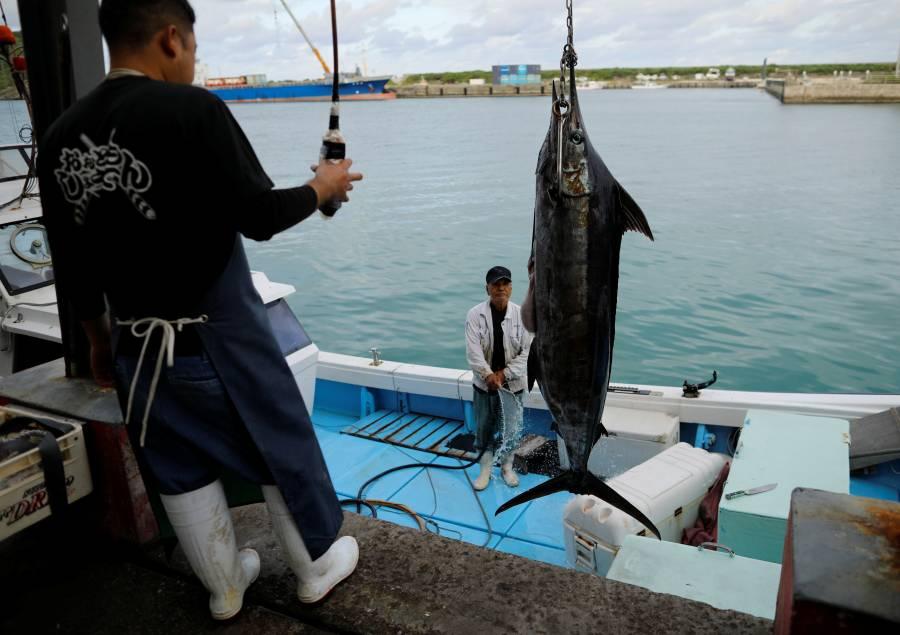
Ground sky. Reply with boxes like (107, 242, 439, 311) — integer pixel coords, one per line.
(5, 1, 900, 80)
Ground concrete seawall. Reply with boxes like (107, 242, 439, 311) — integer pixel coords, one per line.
(394, 83, 548, 98)
(765, 78, 900, 103)
(393, 80, 757, 98)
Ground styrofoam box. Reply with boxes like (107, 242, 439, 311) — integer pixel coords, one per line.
(608, 535, 782, 620)
(564, 442, 726, 576)
(0, 407, 93, 541)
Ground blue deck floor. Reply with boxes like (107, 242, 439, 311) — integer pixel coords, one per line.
(313, 408, 571, 569)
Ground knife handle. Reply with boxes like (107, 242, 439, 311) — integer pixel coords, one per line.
(724, 490, 745, 500)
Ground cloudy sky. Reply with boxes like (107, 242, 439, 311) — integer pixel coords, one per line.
(7, 1, 900, 80)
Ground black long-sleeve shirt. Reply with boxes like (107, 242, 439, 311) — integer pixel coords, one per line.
(37, 75, 318, 321)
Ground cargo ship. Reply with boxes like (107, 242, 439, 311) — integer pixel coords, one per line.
(204, 73, 394, 103)
(202, 0, 394, 103)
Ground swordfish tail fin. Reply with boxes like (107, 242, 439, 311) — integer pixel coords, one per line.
(615, 180, 654, 241)
(495, 472, 578, 515)
(582, 471, 661, 539)
(495, 470, 662, 540)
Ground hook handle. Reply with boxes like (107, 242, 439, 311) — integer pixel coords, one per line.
(698, 542, 735, 557)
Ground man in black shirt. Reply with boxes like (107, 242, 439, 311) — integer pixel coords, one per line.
(38, 0, 361, 620)
(464, 266, 533, 491)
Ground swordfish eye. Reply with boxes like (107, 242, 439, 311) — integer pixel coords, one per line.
(569, 130, 584, 144)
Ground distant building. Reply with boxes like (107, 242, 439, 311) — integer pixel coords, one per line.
(492, 64, 541, 85)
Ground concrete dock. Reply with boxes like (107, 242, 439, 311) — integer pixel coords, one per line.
(765, 78, 900, 103)
(1, 505, 773, 634)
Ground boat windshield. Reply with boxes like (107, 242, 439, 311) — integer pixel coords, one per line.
(0, 219, 53, 295)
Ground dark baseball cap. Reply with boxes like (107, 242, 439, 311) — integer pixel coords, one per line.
(486, 266, 512, 284)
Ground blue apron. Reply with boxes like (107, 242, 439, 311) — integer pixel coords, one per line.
(114, 235, 342, 560)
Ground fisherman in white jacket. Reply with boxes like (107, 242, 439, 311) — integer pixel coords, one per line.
(465, 266, 533, 490)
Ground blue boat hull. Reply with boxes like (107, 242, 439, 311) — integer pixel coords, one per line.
(208, 78, 393, 102)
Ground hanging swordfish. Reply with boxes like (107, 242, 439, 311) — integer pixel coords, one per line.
(496, 69, 661, 540)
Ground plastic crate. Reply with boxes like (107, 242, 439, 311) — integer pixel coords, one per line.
(0, 406, 93, 541)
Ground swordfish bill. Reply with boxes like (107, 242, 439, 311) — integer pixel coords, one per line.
(496, 68, 660, 540)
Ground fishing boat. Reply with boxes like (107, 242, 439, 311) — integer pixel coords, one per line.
(2, 1, 898, 625)
(2, 142, 898, 619)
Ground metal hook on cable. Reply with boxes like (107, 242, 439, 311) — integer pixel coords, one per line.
(553, 0, 577, 189)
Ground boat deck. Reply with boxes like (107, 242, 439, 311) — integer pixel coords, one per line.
(313, 407, 571, 568)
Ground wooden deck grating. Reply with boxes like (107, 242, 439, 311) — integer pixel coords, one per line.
(342, 409, 476, 459)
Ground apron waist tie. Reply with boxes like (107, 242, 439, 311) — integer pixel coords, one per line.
(116, 315, 209, 447)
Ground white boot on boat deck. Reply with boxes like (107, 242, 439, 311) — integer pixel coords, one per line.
(501, 455, 519, 487)
(262, 486, 358, 603)
(473, 451, 494, 491)
(160, 480, 260, 620)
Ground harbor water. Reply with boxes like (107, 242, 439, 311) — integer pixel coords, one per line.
(9, 89, 900, 393)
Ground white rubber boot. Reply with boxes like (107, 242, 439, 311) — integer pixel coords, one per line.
(473, 451, 494, 491)
(501, 454, 519, 487)
(160, 480, 260, 620)
(262, 486, 359, 603)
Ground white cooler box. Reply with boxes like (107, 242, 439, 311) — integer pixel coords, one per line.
(558, 407, 680, 477)
(588, 406, 680, 477)
(0, 406, 93, 541)
(564, 442, 727, 576)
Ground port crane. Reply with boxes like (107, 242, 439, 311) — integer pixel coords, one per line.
(278, 0, 332, 76)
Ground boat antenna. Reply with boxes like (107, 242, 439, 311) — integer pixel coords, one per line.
(317, 0, 345, 218)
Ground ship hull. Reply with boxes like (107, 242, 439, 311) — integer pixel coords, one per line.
(208, 77, 394, 103)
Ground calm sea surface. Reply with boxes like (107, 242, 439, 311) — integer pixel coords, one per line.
(11, 89, 900, 393)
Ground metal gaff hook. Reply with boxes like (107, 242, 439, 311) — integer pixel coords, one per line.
(553, 80, 569, 190)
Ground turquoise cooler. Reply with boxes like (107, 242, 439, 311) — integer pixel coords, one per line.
(607, 535, 782, 619)
(718, 410, 849, 563)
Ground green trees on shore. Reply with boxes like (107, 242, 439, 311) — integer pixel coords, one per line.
(398, 62, 896, 85)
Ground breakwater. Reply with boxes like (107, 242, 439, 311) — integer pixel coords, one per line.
(393, 80, 757, 98)
(394, 83, 548, 98)
(765, 78, 900, 103)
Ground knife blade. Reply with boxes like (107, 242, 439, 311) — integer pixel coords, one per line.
(725, 483, 777, 500)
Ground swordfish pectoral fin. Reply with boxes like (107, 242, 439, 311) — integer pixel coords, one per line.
(615, 180, 654, 241)
(582, 471, 662, 539)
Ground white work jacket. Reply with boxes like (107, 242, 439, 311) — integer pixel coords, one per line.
(465, 300, 533, 393)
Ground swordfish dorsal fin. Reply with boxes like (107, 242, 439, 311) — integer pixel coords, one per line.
(616, 180, 654, 241)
